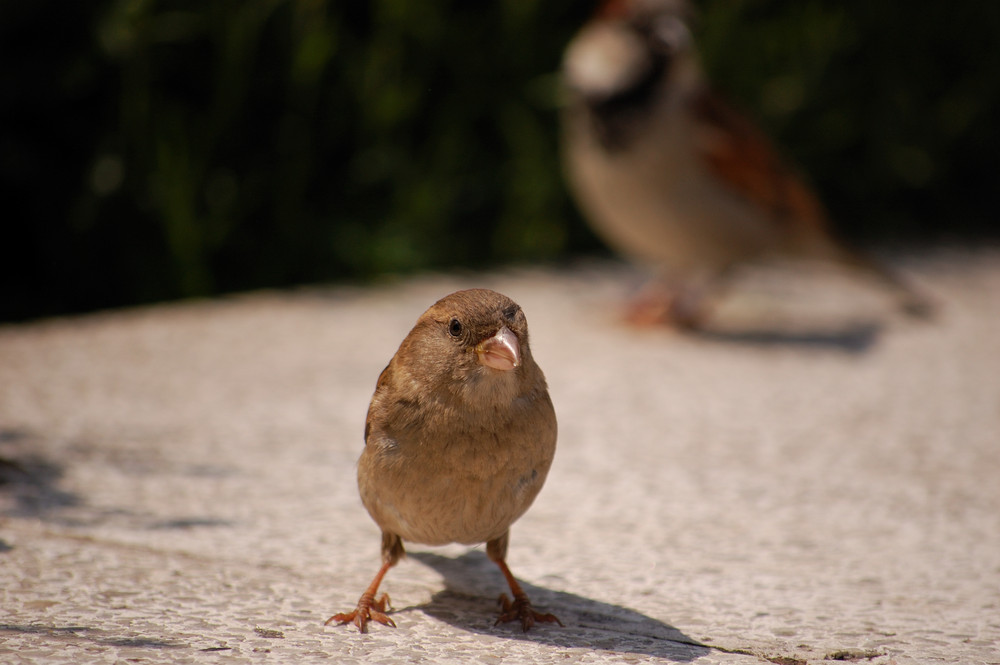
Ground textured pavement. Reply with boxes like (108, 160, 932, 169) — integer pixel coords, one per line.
(1, 248, 998, 664)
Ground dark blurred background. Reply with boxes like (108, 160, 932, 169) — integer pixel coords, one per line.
(2, 1, 997, 322)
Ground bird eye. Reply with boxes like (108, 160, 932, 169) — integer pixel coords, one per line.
(449, 318, 463, 337)
(652, 15, 690, 53)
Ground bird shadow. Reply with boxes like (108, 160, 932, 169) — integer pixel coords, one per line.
(686, 320, 883, 354)
(0, 623, 184, 649)
(0, 429, 81, 519)
(0, 428, 235, 532)
(407, 551, 710, 662)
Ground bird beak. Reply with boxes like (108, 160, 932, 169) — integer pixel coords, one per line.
(475, 326, 521, 371)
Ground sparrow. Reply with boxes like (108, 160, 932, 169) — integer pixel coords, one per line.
(561, 0, 933, 327)
(326, 289, 561, 633)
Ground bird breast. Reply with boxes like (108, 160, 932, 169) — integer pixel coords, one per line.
(358, 394, 556, 547)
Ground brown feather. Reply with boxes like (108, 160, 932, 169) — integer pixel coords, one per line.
(690, 89, 830, 240)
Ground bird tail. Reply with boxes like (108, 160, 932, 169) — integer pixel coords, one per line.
(827, 243, 936, 320)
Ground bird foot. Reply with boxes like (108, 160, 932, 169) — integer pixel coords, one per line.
(325, 592, 395, 633)
(625, 288, 708, 330)
(495, 593, 563, 632)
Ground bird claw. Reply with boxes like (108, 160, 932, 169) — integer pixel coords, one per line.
(495, 593, 563, 632)
(325, 592, 395, 633)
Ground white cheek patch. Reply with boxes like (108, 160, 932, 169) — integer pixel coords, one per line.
(564, 24, 652, 98)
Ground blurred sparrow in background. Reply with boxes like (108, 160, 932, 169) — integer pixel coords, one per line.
(561, 0, 933, 327)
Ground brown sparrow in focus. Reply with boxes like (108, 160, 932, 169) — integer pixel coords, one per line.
(561, 0, 933, 327)
(326, 289, 561, 633)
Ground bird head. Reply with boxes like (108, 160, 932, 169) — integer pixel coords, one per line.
(398, 289, 539, 409)
(562, 0, 699, 148)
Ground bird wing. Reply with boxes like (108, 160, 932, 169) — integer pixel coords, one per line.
(364, 363, 393, 445)
(689, 88, 830, 236)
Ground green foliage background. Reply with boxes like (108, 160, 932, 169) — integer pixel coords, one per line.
(2, 1, 997, 321)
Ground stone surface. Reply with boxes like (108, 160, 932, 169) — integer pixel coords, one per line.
(1, 249, 998, 664)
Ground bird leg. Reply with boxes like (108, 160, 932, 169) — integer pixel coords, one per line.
(326, 532, 404, 633)
(487, 535, 562, 632)
(325, 560, 395, 632)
